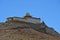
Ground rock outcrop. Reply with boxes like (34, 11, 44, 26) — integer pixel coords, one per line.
(0, 21, 60, 40)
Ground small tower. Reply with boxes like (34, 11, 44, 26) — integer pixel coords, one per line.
(6, 17, 13, 22)
(24, 13, 32, 18)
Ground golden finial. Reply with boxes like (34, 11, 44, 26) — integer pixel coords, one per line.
(26, 12, 31, 16)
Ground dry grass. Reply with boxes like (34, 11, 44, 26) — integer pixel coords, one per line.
(0, 28, 59, 40)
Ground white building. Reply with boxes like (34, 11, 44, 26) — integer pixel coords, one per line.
(7, 13, 41, 24)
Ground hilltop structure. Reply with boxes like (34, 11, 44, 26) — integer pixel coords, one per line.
(6, 13, 40, 24)
(0, 13, 60, 40)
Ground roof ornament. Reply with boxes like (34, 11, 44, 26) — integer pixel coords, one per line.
(25, 12, 31, 16)
(24, 12, 32, 18)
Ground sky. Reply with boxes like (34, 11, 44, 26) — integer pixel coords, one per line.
(0, 0, 60, 33)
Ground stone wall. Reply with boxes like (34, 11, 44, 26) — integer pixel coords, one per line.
(7, 18, 40, 24)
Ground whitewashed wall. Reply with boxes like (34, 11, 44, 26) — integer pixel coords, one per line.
(25, 18, 40, 24)
(8, 18, 40, 24)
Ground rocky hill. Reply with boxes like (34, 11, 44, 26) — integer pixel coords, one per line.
(0, 28, 59, 40)
(0, 21, 60, 40)
(0, 13, 60, 40)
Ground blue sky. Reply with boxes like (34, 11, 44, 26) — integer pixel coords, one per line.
(0, 0, 60, 33)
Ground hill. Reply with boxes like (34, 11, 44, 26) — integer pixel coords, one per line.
(0, 13, 60, 40)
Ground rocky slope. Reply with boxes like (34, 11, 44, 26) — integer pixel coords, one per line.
(0, 21, 60, 40)
(0, 28, 59, 40)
